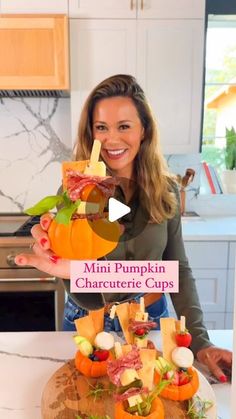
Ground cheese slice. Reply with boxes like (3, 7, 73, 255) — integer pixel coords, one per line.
(88, 307, 105, 335)
(74, 315, 96, 343)
(116, 303, 132, 344)
(160, 317, 177, 364)
(138, 349, 156, 390)
(62, 160, 89, 190)
(129, 302, 140, 320)
(84, 161, 106, 177)
(122, 344, 133, 355)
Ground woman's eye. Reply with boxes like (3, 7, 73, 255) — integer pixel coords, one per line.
(119, 124, 130, 130)
(94, 125, 106, 131)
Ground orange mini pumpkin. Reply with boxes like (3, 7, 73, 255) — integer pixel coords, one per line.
(115, 397, 164, 419)
(48, 217, 120, 259)
(75, 350, 113, 378)
(154, 367, 199, 401)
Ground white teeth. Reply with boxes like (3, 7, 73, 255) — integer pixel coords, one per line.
(107, 149, 125, 156)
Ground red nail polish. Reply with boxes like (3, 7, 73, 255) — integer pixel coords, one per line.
(49, 255, 60, 264)
(40, 238, 47, 246)
(219, 375, 227, 383)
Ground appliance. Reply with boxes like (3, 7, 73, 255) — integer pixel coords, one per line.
(0, 214, 65, 331)
(0, 14, 69, 97)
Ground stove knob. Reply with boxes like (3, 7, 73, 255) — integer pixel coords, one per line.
(6, 253, 17, 267)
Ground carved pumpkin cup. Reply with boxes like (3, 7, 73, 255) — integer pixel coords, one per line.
(24, 139, 121, 260)
(73, 307, 114, 378)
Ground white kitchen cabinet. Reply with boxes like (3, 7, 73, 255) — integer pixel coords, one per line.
(138, 0, 205, 19)
(68, 0, 205, 19)
(192, 269, 227, 313)
(184, 241, 228, 269)
(69, 0, 136, 18)
(0, 0, 68, 14)
(229, 242, 236, 269)
(202, 313, 225, 331)
(70, 7, 205, 153)
(137, 19, 205, 154)
(70, 19, 136, 143)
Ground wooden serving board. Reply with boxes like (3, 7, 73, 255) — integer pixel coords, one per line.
(41, 359, 115, 419)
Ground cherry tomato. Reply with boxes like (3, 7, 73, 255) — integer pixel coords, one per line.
(178, 371, 190, 386)
(175, 332, 192, 348)
(80, 184, 104, 203)
(135, 328, 148, 336)
(93, 349, 109, 361)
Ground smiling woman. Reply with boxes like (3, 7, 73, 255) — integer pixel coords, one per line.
(93, 96, 144, 179)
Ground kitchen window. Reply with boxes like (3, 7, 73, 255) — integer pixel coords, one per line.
(201, 1, 236, 175)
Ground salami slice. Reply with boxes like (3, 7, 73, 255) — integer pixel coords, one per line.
(128, 319, 157, 333)
(66, 170, 118, 202)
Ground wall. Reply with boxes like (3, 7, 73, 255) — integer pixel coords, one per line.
(0, 97, 72, 212)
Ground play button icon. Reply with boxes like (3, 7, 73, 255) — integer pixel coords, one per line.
(108, 198, 131, 222)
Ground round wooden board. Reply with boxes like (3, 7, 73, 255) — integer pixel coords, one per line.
(41, 359, 115, 419)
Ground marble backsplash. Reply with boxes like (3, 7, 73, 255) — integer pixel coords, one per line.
(0, 97, 72, 212)
(0, 97, 201, 213)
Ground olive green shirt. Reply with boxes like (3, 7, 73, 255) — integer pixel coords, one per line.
(63, 186, 212, 355)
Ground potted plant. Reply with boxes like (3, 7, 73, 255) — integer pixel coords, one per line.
(221, 127, 236, 194)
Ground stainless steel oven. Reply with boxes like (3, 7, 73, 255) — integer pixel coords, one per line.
(0, 215, 65, 331)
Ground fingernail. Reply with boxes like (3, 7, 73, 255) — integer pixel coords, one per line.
(41, 219, 48, 228)
(16, 257, 24, 264)
(40, 238, 47, 246)
(49, 255, 60, 264)
(219, 375, 227, 383)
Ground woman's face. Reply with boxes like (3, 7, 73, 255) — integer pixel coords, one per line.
(92, 96, 144, 179)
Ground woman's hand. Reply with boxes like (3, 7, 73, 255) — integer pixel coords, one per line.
(14, 214, 70, 279)
(197, 346, 232, 382)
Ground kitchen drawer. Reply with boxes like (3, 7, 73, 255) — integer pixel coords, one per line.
(184, 242, 228, 269)
(226, 269, 235, 312)
(229, 242, 236, 269)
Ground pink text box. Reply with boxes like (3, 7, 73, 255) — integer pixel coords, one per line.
(70, 260, 179, 293)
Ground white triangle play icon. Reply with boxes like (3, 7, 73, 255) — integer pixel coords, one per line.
(108, 197, 131, 222)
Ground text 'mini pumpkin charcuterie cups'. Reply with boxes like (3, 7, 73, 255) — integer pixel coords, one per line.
(24, 139, 121, 260)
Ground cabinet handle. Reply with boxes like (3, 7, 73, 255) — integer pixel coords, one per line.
(141, 0, 144, 10)
(130, 0, 134, 10)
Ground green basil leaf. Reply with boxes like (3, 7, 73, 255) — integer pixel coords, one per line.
(62, 191, 72, 207)
(55, 204, 76, 224)
(55, 199, 81, 224)
(24, 195, 64, 215)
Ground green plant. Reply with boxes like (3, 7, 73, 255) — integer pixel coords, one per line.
(225, 127, 236, 170)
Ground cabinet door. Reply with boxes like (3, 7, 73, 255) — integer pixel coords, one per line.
(202, 313, 225, 330)
(69, 0, 136, 18)
(184, 242, 228, 269)
(137, 0, 205, 19)
(70, 19, 136, 142)
(137, 19, 204, 154)
(0, 16, 69, 90)
(192, 269, 227, 313)
(226, 269, 235, 313)
(229, 242, 236, 269)
(0, 0, 68, 13)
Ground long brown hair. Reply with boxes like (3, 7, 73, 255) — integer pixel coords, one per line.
(75, 74, 177, 223)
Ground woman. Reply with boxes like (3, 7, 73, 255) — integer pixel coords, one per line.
(15, 74, 231, 382)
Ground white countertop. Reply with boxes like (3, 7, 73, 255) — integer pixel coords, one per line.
(0, 330, 232, 419)
(182, 216, 236, 241)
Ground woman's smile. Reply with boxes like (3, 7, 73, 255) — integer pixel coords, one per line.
(103, 148, 128, 159)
